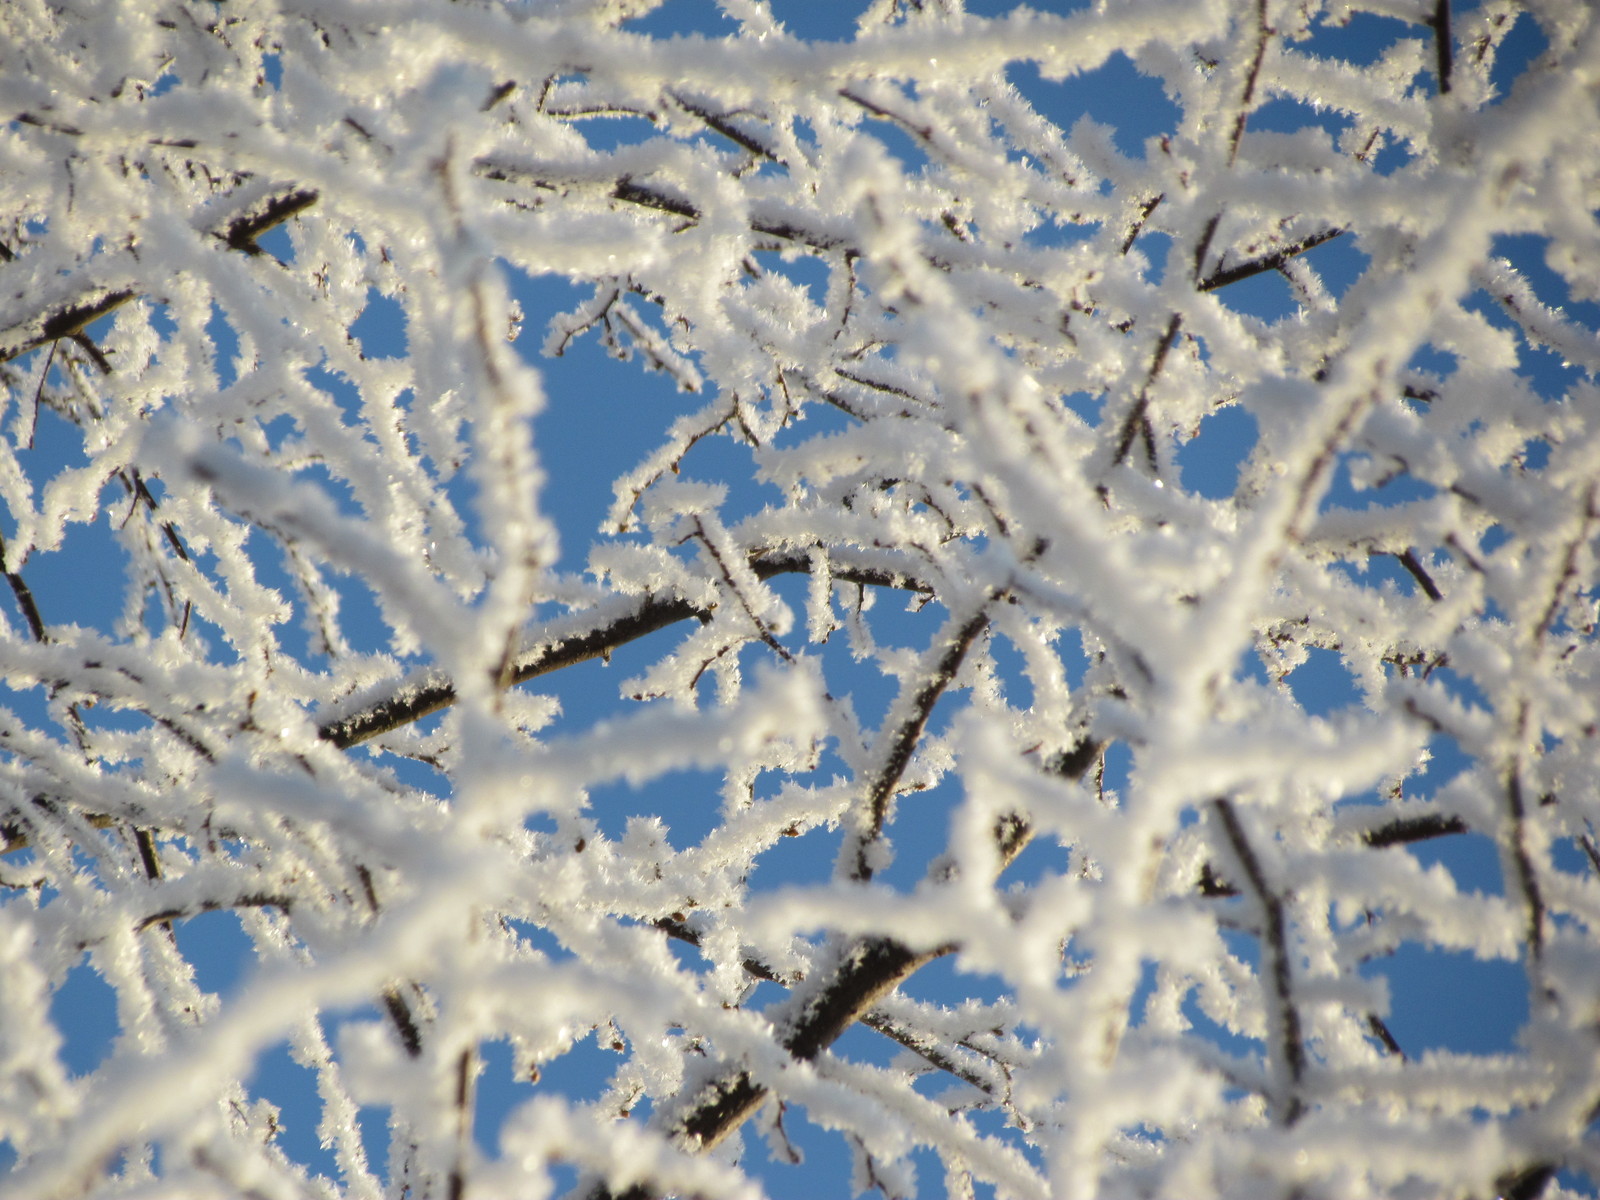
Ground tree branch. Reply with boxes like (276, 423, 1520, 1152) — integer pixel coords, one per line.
(851, 607, 990, 879)
(222, 188, 319, 256)
(316, 551, 933, 748)
(1111, 313, 1182, 469)
(1198, 227, 1346, 293)
(1360, 810, 1467, 848)
(1212, 797, 1306, 1125)
(0, 288, 137, 366)
(1427, 0, 1454, 95)
(0, 188, 319, 366)
(1198, 807, 1470, 895)
(590, 758, 1060, 1200)
(668, 92, 785, 164)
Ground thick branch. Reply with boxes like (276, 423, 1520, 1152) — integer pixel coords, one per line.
(594, 762, 1061, 1200)
(1427, 0, 1454, 95)
(222, 188, 319, 256)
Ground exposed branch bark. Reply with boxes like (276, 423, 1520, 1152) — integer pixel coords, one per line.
(663, 897, 1030, 1106)
(592, 752, 1065, 1200)
(1360, 810, 1467, 848)
(1228, 0, 1273, 168)
(1505, 761, 1546, 962)
(0, 288, 137, 366)
(1198, 227, 1346, 292)
(133, 891, 293, 932)
(1120, 193, 1163, 255)
(1111, 313, 1182, 469)
(1213, 797, 1306, 1125)
(1495, 1163, 1554, 1200)
(1366, 1012, 1406, 1059)
(851, 607, 990, 879)
(0, 188, 319, 366)
(1, 558, 47, 643)
(668, 92, 786, 164)
(222, 188, 319, 256)
(316, 551, 934, 748)
(1393, 548, 1444, 601)
(1427, 0, 1454, 95)
(3, 552, 938, 856)
(1198, 807, 1470, 895)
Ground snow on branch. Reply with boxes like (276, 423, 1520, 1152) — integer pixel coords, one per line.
(2, 2, 1598, 1199)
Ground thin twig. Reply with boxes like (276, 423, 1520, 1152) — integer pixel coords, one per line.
(133, 891, 294, 932)
(1120, 194, 1163, 255)
(316, 551, 935, 748)
(1213, 797, 1306, 1125)
(1366, 1012, 1406, 1059)
(1393, 548, 1444, 602)
(670, 91, 785, 164)
(1, 187, 319, 367)
(851, 608, 990, 880)
(1505, 759, 1545, 962)
(1360, 811, 1467, 848)
(592, 753, 1058, 1200)
(1199, 228, 1346, 292)
(0, 546, 47, 644)
(222, 189, 319, 256)
(1228, 0, 1272, 167)
(1112, 314, 1182, 468)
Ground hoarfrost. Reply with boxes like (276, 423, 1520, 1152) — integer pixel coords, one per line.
(1, 1, 1598, 1198)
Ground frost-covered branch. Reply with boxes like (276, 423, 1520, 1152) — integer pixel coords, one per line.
(0, 187, 318, 365)
(3, 2, 1598, 1198)
(1212, 797, 1307, 1125)
(317, 549, 934, 748)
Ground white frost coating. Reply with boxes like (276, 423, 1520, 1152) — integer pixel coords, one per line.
(1, 1, 1598, 1198)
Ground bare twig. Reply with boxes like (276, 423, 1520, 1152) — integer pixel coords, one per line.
(1393, 548, 1444, 602)
(596, 759, 1060, 1200)
(1120, 193, 1163, 255)
(316, 551, 935, 748)
(1366, 1012, 1406, 1060)
(1212, 798, 1306, 1124)
(1199, 227, 1346, 292)
(133, 891, 294, 932)
(1427, 0, 1454, 95)
(670, 91, 785, 164)
(852, 608, 990, 880)
(1112, 314, 1182, 469)
(1228, 0, 1272, 167)
(1505, 759, 1546, 961)
(0, 187, 319, 367)
(0, 533, 47, 643)
(222, 189, 318, 256)
(1360, 811, 1467, 848)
